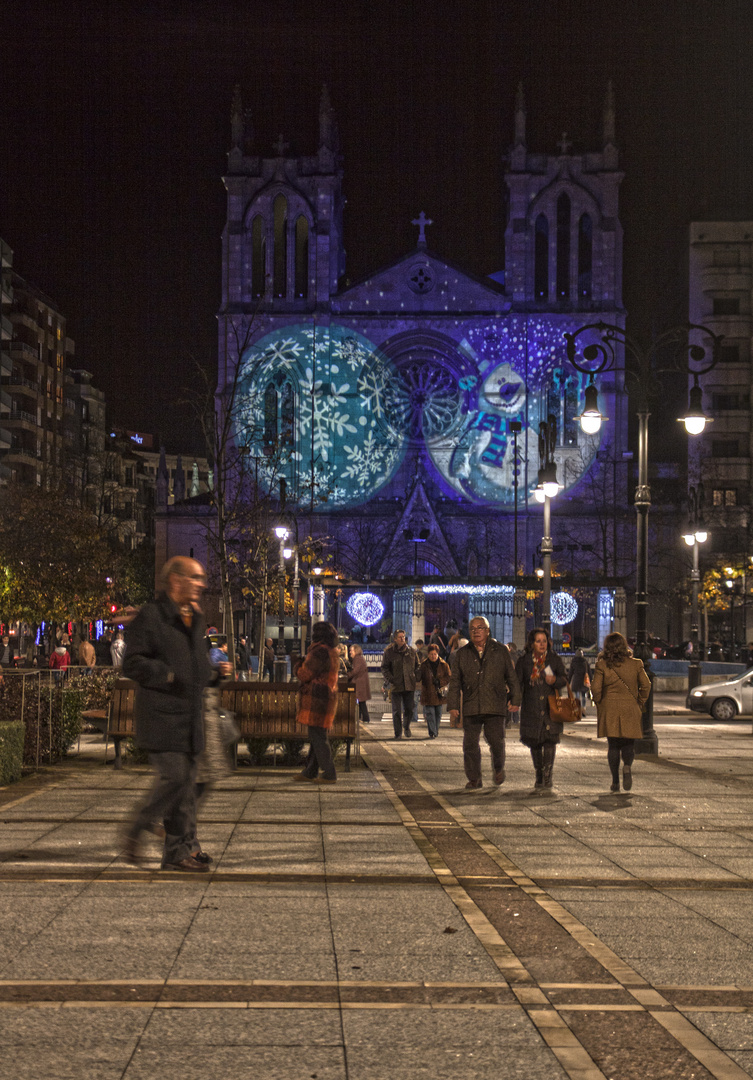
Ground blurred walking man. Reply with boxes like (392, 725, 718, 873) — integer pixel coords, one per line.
(123, 556, 227, 871)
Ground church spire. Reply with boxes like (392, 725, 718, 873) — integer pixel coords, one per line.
(514, 81, 526, 147)
(603, 80, 616, 147)
(319, 83, 339, 151)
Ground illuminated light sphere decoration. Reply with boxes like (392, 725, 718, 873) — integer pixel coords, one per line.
(346, 592, 385, 627)
(550, 592, 579, 627)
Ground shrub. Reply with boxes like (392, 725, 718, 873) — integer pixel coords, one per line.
(0, 721, 24, 785)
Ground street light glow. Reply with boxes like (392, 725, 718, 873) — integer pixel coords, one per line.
(274, 525, 289, 539)
(679, 382, 711, 435)
(576, 380, 607, 434)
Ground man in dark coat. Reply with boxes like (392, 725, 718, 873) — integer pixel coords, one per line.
(447, 616, 521, 789)
(381, 629, 419, 739)
(123, 556, 227, 872)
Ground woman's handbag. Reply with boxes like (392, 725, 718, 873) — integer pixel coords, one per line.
(548, 681, 582, 723)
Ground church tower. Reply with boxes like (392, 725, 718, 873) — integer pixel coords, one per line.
(219, 86, 346, 377)
(504, 83, 624, 315)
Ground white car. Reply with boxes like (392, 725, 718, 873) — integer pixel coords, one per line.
(686, 669, 753, 721)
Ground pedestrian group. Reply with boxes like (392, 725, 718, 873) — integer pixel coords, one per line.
(120, 557, 650, 872)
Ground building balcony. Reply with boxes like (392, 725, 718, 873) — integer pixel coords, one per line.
(6, 411, 37, 432)
(1, 375, 38, 399)
(1, 340, 39, 363)
(5, 447, 39, 467)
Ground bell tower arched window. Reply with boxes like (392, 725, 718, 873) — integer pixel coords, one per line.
(534, 214, 549, 300)
(251, 215, 265, 299)
(280, 382, 295, 448)
(578, 213, 593, 301)
(273, 194, 288, 298)
(264, 384, 278, 455)
(294, 216, 309, 299)
(556, 192, 571, 301)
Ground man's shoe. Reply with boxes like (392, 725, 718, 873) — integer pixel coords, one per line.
(493, 769, 506, 786)
(393, 735, 402, 740)
(404, 728, 412, 738)
(610, 782, 620, 792)
(294, 772, 317, 782)
(465, 780, 482, 790)
(319, 777, 337, 784)
(163, 858, 209, 873)
(622, 766, 633, 791)
(123, 835, 145, 865)
(192, 851, 213, 864)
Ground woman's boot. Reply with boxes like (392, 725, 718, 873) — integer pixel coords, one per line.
(531, 746, 544, 790)
(541, 743, 556, 792)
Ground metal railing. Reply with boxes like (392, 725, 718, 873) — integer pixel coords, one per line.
(0, 665, 119, 769)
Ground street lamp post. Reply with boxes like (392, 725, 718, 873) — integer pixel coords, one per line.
(533, 417, 561, 634)
(274, 525, 289, 682)
(682, 485, 708, 691)
(565, 321, 723, 754)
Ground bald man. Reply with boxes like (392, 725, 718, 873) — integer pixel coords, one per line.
(123, 556, 224, 872)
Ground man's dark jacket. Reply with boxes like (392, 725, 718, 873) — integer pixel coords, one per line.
(447, 638, 522, 717)
(123, 594, 214, 754)
(381, 642, 419, 692)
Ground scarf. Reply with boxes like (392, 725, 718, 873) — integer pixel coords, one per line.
(530, 652, 546, 685)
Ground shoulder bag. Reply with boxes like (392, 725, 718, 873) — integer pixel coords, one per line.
(548, 680, 583, 723)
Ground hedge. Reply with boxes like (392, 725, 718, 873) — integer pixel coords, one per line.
(0, 721, 24, 785)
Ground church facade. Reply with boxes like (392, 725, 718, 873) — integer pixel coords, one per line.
(210, 85, 632, 644)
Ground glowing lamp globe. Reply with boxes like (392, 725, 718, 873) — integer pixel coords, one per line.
(550, 592, 579, 627)
(345, 592, 385, 627)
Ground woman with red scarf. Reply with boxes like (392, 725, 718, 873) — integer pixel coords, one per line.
(515, 627, 567, 793)
(293, 621, 340, 784)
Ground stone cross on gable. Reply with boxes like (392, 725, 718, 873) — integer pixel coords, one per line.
(557, 132, 572, 155)
(411, 211, 433, 247)
(273, 134, 289, 157)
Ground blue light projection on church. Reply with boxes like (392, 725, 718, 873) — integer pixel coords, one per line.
(236, 316, 601, 509)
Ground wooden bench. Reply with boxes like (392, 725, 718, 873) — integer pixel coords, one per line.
(87, 678, 359, 770)
(221, 680, 359, 770)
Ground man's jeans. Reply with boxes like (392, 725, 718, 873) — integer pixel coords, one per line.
(462, 715, 506, 784)
(391, 690, 414, 737)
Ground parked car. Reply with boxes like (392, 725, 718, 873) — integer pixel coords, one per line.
(686, 669, 753, 721)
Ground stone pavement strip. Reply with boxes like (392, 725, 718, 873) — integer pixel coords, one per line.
(3, 714, 753, 1077)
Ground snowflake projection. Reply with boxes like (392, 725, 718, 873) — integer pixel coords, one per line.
(551, 592, 579, 627)
(235, 324, 405, 508)
(346, 592, 385, 627)
(342, 430, 402, 488)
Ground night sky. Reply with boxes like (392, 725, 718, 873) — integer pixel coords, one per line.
(1, 0, 752, 451)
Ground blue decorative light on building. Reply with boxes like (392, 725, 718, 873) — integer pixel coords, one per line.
(346, 592, 385, 627)
(550, 592, 579, 626)
(236, 324, 405, 509)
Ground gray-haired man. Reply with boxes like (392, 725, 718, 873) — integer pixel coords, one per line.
(448, 616, 521, 789)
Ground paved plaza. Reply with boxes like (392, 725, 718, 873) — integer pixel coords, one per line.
(3, 703, 753, 1078)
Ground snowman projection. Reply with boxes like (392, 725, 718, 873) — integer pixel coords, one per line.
(428, 360, 529, 504)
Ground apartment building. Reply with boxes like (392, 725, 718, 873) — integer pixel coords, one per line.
(0, 269, 73, 487)
(688, 223, 753, 560)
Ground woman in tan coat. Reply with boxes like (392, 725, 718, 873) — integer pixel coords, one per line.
(591, 632, 651, 792)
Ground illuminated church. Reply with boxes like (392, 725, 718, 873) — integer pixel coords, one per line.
(209, 84, 631, 643)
